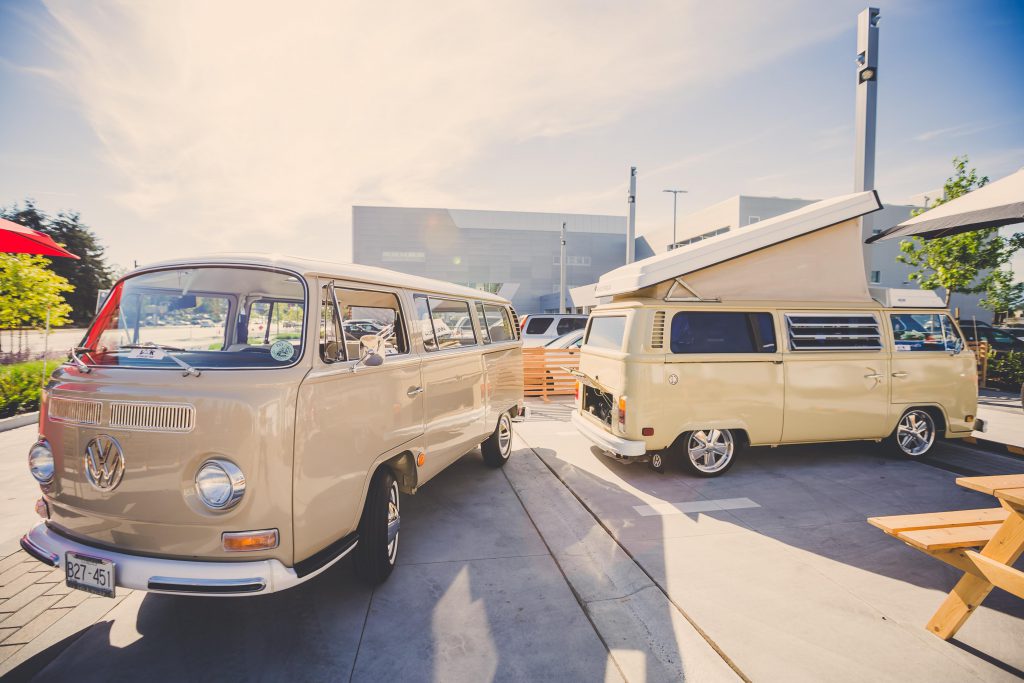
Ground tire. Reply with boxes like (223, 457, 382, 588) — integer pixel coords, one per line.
(481, 412, 514, 468)
(353, 468, 400, 585)
(888, 408, 937, 458)
(680, 429, 738, 477)
(648, 452, 666, 474)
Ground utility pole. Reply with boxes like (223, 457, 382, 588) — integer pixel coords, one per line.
(626, 167, 637, 264)
(854, 7, 880, 264)
(663, 189, 687, 250)
(559, 221, 567, 314)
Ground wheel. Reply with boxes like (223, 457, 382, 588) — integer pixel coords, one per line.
(648, 452, 666, 474)
(353, 468, 400, 585)
(481, 412, 513, 468)
(889, 409, 936, 457)
(681, 429, 737, 477)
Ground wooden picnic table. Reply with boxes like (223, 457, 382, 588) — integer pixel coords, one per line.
(868, 473, 1024, 640)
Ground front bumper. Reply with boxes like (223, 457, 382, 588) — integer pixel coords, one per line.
(571, 412, 647, 458)
(21, 522, 354, 597)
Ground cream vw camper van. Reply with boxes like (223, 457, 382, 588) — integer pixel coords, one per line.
(21, 255, 523, 596)
(572, 192, 983, 477)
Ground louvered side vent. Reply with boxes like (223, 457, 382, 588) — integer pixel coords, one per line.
(785, 314, 882, 351)
(508, 307, 521, 339)
(650, 311, 666, 349)
(48, 397, 102, 425)
(109, 402, 195, 432)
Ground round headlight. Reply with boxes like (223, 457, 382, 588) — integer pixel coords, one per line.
(28, 440, 54, 484)
(195, 459, 245, 510)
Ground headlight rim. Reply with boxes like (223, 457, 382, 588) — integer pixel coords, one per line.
(194, 458, 246, 510)
(28, 439, 55, 484)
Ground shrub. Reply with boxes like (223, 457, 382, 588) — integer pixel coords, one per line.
(0, 361, 49, 418)
(986, 350, 1024, 390)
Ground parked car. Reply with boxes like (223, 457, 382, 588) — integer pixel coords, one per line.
(21, 254, 523, 597)
(520, 314, 588, 347)
(958, 319, 1024, 352)
(543, 329, 585, 349)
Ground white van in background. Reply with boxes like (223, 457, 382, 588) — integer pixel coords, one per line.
(520, 314, 588, 347)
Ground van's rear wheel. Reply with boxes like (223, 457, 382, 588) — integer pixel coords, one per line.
(353, 468, 400, 585)
(889, 409, 936, 457)
(681, 429, 737, 477)
(481, 412, 513, 468)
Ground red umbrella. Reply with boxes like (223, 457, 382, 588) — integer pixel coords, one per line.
(0, 217, 79, 259)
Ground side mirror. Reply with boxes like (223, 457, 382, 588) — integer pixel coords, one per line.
(355, 334, 385, 369)
(950, 338, 964, 355)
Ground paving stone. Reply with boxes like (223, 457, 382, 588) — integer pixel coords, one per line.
(0, 552, 25, 575)
(43, 583, 71, 597)
(4, 608, 72, 645)
(0, 643, 19, 665)
(52, 590, 91, 610)
(0, 626, 16, 644)
(0, 562, 33, 587)
(26, 562, 55, 573)
(0, 573, 39, 602)
(0, 579, 49, 615)
(33, 569, 63, 584)
(0, 592, 60, 628)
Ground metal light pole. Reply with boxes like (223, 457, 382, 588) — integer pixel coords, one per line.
(559, 221, 567, 314)
(854, 7, 880, 194)
(663, 189, 687, 250)
(626, 167, 637, 264)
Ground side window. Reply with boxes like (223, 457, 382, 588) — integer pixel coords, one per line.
(556, 317, 587, 335)
(475, 303, 491, 344)
(336, 287, 408, 356)
(586, 316, 627, 350)
(670, 312, 775, 354)
(414, 295, 438, 352)
(427, 298, 477, 349)
(320, 286, 345, 363)
(786, 314, 881, 351)
(891, 313, 962, 352)
(246, 299, 304, 346)
(525, 317, 553, 335)
(483, 304, 514, 342)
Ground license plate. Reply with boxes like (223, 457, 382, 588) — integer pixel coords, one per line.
(64, 552, 115, 598)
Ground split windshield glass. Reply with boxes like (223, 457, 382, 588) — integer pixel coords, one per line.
(80, 266, 306, 369)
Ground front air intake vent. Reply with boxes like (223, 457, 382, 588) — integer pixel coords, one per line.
(48, 397, 102, 425)
(651, 311, 666, 349)
(109, 402, 195, 432)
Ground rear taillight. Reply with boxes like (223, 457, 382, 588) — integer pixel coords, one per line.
(617, 396, 626, 428)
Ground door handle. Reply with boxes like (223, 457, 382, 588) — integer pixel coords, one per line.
(864, 373, 883, 380)
(891, 372, 908, 378)
(407, 386, 424, 397)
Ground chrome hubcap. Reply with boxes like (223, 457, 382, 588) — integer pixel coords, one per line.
(897, 410, 934, 456)
(386, 481, 400, 564)
(497, 415, 512, 457)
(687, 429, 733, 473)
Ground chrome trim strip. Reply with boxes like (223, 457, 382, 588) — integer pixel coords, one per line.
(147, 577, 267, 594)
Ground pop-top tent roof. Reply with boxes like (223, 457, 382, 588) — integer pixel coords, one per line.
(595, 191, 882, 300)
(867, 167, 1024, 243)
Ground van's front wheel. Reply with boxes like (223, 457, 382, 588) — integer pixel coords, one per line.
(481, 412, 514, 468)
(353, 468, 400, 585)
(681, 429, 737, 477)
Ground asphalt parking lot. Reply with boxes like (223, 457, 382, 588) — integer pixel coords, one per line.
(2, 403, 1023, 682)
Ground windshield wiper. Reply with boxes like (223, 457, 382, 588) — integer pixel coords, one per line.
(116, 343, 201, 377)
(70, 346, 93, 374)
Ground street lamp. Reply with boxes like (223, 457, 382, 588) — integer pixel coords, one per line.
(663, 189, 687, 249)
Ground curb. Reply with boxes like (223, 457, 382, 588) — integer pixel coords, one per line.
(963, 435, 1024, 457)
(0, 412, 38, 433)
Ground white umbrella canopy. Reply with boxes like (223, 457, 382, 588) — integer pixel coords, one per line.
(866, 167, 1024, 243)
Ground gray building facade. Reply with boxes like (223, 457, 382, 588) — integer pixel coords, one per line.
(352, 206, 626, 314)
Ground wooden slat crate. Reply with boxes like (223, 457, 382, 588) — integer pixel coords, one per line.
(522, 347, 580, 401)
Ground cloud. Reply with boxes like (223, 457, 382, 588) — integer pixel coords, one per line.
(35, 0, 849, 261)
(913, 121, 997, 143)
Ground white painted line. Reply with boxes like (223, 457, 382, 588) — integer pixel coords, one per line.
(633, 497, 761, 517)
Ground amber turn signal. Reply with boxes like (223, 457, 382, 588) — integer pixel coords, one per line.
(965, 415, 974, 423)
(34, 497, 49, 519)
(222, 529, 279, 552)
(417, 452, 426, 467)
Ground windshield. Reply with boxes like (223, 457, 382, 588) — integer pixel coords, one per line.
(80, 266, 306, 369)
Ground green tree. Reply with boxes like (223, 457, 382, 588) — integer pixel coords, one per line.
(1, 201, 113, 325)
(897, 156, 1024, 308)
(979, 268, 1024, 322)
(0, 254, 74, 353)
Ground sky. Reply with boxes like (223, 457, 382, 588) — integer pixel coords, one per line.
(1, 0, 1022, 274)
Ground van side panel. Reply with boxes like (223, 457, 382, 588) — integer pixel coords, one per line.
(482, 345, 523, 429)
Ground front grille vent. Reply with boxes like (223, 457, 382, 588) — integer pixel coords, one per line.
(651, 311, 666, 349)
(109, 402, 195, 432)
(48, 397, 102, 425)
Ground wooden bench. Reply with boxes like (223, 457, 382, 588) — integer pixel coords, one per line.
(868, 475, 1024, 639)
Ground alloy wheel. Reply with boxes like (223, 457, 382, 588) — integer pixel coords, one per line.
(896, 410, 935, 457)
(687, 429, 734, 474)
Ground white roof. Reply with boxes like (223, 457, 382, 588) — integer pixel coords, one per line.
(595, 191, 882, 297)
(132, 252, 510, 304)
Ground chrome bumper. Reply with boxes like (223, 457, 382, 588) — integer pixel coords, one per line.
(21, 522, 355, 597)
(571, 412, 647, 458)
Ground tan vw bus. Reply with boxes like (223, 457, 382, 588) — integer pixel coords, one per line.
(21, 255, 523, 596)
(572, 192, 983, 477)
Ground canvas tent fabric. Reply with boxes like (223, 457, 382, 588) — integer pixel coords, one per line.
(866, 167, 1024, 243)
(0, 217, 80, 259)
(595, 191, 882, 302)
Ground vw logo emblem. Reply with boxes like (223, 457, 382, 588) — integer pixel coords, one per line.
(84, 435, 126, 492)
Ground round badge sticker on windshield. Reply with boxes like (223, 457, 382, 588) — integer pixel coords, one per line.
(270, 340, 295, 362)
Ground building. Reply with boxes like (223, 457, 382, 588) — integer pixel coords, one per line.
(352, 206, 626, 314)
(638, 194, 988, 321)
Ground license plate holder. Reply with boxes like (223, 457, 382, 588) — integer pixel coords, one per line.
(64, 552, 116, 598)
